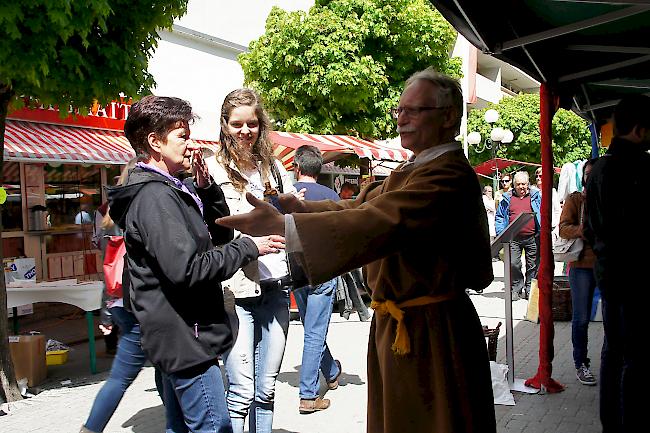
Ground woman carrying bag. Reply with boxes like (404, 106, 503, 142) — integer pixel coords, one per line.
(558, 158, 598, 386)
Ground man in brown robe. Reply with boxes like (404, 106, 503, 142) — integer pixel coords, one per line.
(218, 69, 496, 433)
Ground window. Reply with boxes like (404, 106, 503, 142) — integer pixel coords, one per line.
(44, 164, 101, 229)
(1, 162, 23, 231)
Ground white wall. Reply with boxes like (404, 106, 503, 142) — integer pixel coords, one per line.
(148, 0, 314, 141)
(178, 0, 314, 47)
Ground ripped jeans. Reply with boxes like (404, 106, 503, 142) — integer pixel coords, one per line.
(223, 289, 289, 433)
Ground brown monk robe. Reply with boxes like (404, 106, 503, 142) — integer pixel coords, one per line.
(291, 148, 496, 433)
(216, 70, 497, 432)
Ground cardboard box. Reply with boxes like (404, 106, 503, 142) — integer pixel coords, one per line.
(8, 335, 46, 387)
(4, 257, 36, 284)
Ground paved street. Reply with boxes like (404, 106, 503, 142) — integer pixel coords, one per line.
(1, 263, 604, 432)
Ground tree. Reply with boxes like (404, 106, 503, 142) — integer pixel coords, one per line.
(240, 0, 461, 139)
(466, 93, 593, 170)
(0, 0, 188, 403)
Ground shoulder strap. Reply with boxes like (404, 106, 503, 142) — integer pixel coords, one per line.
(269, 160, 284, 194)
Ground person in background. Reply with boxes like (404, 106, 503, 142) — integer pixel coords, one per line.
(585, 95, 650, 433)
(482, 185, 498, 262)
(494, 174, 512, 204)
(339, 182, 356, 200)
(92, 199, 119, 356)
(495, 171, 541, 300)
(482, 185, 496, 241)
(535, 166, 562, 231)
(558, 159, 598, 387)
(107, 95, 273, 433)
(291, 145, 342, 414)
(75, 199, 93, 224)
(205, 88, 298, 433)
(216, 68, 496, 433)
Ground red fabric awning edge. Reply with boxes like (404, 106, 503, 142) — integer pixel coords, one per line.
(473, 158, 561, 176)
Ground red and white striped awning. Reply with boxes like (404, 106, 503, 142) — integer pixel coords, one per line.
(4, 120, 135, 165)
(270, 131, 411, 170)
(3, 120, 409, 172)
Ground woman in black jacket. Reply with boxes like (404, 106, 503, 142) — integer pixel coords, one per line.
(106, 95, 282, 433)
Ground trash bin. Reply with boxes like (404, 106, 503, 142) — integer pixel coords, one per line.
(552, 276, 572, 321)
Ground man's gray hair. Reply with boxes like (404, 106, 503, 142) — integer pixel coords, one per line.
(513, 171, 530, 184)
(405, 67, 463, 132)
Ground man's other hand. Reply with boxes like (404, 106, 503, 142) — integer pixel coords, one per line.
(217, 192, 285, 236)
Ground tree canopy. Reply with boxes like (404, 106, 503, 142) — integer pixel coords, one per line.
(240, 0, 461, 139)
(467, 93, 593, 170)
(0, 0, 188, 404)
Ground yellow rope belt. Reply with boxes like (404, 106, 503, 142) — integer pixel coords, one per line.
(371, 293, 458, 356)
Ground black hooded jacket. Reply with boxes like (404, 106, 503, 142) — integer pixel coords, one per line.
(108, 167, 258, 373)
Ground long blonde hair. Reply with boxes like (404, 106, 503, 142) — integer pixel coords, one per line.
(101, 158, 137, 230)
(218, 88, 276, 192)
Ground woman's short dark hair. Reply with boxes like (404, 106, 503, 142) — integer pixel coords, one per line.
(293, 145, 323, 177)
(124, 95, 196, 160)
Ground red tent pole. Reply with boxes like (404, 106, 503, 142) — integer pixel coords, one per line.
(525, 83, 565, 393)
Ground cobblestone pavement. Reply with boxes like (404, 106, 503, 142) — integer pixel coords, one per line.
(1, 266, 604, 433)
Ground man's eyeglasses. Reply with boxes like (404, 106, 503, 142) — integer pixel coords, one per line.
(390, 106, 450, 120)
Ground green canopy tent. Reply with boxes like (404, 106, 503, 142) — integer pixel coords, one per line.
(430, 0, 650, 393)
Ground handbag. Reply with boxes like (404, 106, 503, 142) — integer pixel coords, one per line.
(552, 201, 584, 262)
(552, 236, 584, 262)
(103, 235, 126, 298)
(269, 160, 308, 290)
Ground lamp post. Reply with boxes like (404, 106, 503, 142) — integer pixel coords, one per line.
(467, 109, 513, 193)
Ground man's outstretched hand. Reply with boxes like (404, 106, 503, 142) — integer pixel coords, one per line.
(278, 191, 307, 213)
(217, 192, 286, 236)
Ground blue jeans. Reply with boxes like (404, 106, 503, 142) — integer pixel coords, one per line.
(223, 289, 289, 433)
(163, 363, 232, 433)
(600, 287, 642, 433)
(293, 278, 340, 399)
(85, 307, 149, 432)
(568, 267, 596, 369)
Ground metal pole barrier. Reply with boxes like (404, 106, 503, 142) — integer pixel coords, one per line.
(503, 241, 515, 386)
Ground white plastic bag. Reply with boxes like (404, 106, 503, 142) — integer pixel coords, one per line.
(490, 361, 515, 406)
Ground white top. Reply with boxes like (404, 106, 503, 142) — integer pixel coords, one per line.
(241, 165, 290, 280)
(482, 195, 496, 236)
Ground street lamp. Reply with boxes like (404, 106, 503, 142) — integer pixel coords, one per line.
(467, 110, 513, 193)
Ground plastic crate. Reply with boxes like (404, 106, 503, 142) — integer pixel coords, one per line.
(46, 349, 69, 366)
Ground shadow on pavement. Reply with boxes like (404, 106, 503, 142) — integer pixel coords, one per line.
(121, 404, 166, 432)
(479, 292, 506, 300)
(277, 365, 365, 388)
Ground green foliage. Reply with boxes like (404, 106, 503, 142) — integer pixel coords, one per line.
(0, 0, 189, 112)
(240, 0, 461, 139)
(467, 93, 593, 170)
(0, 0, 188, 404)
